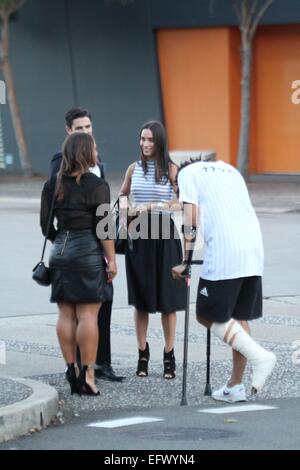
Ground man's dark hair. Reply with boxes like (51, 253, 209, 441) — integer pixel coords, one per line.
(65, 108, 92, 129)
(177, 156, 203, 174)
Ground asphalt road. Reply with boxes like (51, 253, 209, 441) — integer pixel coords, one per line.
(0, 184, 299, 451)
(0, 205, 299, 317)
(0, 397, 299, 450)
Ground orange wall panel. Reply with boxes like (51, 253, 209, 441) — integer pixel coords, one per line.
(229, 28, 241, 168)
(252, 25, 300, 173)
(157, 29, 232, 162)
(158, 25, 300, 174)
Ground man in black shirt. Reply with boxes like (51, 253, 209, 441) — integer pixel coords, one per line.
(50, 107, 124, 382)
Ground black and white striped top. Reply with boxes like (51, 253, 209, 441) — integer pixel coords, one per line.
(131, 160, 173, 204)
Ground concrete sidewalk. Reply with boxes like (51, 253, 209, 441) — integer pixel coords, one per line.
(1, 297, 300, 443)
(0, 175, 299, 443)
(0, 173, 300, 212)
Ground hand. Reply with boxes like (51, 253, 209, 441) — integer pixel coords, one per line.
(150, 202, 169, 211)
(106, 260, 117, 281)
(172, 263, 188, 280)
(169, 202, 182, 211)
(133, 204, 149, 215)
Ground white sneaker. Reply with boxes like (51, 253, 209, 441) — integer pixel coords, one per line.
(212, 382, 247, 403)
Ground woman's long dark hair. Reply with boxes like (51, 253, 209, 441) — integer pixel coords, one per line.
(140, 120, 173, 184)
(56, 132, 97, 200)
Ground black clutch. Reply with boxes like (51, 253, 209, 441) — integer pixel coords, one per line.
(32, 261, 51, 286)
(113, 199, 127, 255)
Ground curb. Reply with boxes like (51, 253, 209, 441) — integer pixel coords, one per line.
(0, 376, 58, 443)
(255, 207, 300, 214)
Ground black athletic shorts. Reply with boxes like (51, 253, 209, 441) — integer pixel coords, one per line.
(196, 276, 263, 323)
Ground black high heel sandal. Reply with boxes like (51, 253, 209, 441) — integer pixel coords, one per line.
(163, 348, 176, 379)
(77, 365, 100, 396)
(65, 363, 79, 395)
(136, 342, 150, 377)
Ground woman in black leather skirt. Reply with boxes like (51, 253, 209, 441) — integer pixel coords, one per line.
(40, 132, 117, 395)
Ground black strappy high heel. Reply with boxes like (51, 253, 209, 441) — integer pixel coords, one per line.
(65, 363, 79, 395)
(163, 348, 176, 379)
(136, 342, 150, 377)
(77, 365, 100, 396)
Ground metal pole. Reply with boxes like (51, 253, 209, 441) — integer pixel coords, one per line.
(204, 329, 212, 396)
(181, 264, 191, 406)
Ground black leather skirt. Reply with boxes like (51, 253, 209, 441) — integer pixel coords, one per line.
(49, 229, 109, 304)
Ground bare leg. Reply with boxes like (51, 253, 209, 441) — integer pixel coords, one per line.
(161, 312, 176, 353)
(56, 303, 77, 364)
(76, 303, 101, 392)
(161, 312, 177, 379)
(134, 309, 149, 351)
(228, 321, 250, 386)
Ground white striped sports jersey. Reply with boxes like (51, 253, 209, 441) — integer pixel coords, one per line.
(178, 161, 264, 280)
(131, 160, 173, 204)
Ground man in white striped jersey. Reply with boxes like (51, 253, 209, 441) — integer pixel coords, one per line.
(172, 159, 276, 403)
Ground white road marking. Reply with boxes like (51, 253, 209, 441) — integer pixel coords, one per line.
(198, 404, 277, 414)
(87, 416, 164, 429)
(0, 197, 40, 204)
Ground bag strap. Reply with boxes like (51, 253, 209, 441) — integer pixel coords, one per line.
(40, 185, 56, 262)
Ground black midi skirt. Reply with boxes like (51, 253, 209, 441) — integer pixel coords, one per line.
(125, 212, 187, 313)
(49, 229, 108, 304)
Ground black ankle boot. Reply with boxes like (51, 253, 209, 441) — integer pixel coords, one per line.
(65, 363, 79, 394)
(77, 365, 100, 396)
(163, 348, 176, 379)
(136, 342, 150, 377)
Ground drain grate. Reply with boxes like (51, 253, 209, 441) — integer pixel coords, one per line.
(123, 427, 237, 441)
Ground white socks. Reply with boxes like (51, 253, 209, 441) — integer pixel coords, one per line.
(211, 320, 276, 393)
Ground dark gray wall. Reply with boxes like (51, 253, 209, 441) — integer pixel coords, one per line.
(1, 0, 162, 175)
(150, 0, 300, 27)
(1, 0, 75, 174)
(1, 0, 300, 175)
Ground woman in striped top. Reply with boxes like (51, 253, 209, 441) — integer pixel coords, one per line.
(119, 121, 187, 379)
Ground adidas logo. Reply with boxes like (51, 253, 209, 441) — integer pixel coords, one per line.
(200, 287, 209, 297)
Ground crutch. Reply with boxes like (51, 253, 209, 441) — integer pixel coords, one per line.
(181, 259, 204, 406)
(204, 328, 212, 396)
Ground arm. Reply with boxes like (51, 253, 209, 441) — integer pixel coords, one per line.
(101, 239, 117, 278)
(182, 202, 199, 263)
(172, 202, 199, 279)
(119, 162, 135, 216)
(119, 162, 135, 197)
(150, 162, 181, 211)
(171, 168, 200, 279)
(94, 181, 117, 279)
(49, 153, 62, 178)
(40, 180, 57, 242)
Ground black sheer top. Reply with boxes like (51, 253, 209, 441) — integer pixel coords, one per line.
(40, 173, 110, 242)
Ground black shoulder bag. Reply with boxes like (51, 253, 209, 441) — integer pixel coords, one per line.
(32, 189, 56, 286)
(113, 198, 127, 255)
